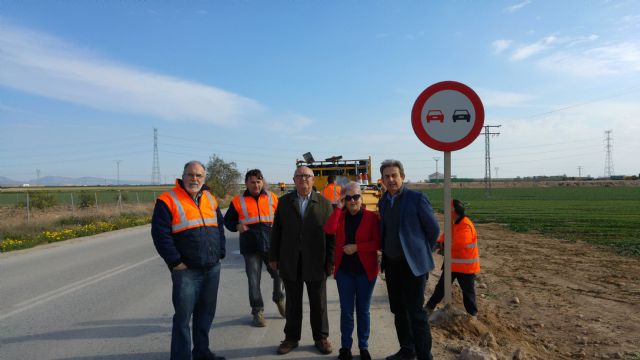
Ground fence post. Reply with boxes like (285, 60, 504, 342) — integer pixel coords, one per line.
(118, 190, 123, 212)
(70, 193, 75, 217)
(95, 192, 99, 211)
(26, 191, 30, 223)
(136, 192, 140, 204)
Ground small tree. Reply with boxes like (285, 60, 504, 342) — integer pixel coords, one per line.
(78, 191, 92, 208)
(205, 154, 241, 198)
(31, 192, 57, 210)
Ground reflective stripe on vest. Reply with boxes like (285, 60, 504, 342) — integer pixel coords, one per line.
(451, 257, 480, 264)
(238, 192, 275, 225)
(168, 190, 218, 233)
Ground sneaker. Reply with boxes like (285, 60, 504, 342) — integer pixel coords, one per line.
(386, 348, 416, 360)
(252, 311, 266, 327)
(314, 338, 333, 354)
(275, 298, 286, 318)
(338, 348, 353, 360)
(360, 348, 372, 360)
(277, 339, 298, 354)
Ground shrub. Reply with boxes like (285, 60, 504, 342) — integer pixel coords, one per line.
(30, 192, 57, 210)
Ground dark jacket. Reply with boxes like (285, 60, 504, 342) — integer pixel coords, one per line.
(378, 187, 440, 276)
(151, 181, 226, 270)
(269, 191, 335, 282)
(224, 189, 274, 254)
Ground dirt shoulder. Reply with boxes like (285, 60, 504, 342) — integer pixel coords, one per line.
(427, 217, 640, 359)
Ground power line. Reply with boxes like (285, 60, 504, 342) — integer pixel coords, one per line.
(604, 130, 614, 177)
(151, 128, 161, 185)
(483, 125, 501, 198)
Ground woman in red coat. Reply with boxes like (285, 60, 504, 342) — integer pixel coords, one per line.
(324, 181, 381, 360)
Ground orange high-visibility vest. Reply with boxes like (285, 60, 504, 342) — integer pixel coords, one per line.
(438, 216, 480, 274)
(231, 191, 278, 225)
(322, 183, 341, 203)
(157, 181, 219, 234)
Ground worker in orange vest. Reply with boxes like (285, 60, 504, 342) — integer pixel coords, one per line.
(322, 175, 342, 207)
(425, 199, 479, 316)
(224, 169, 285, 328)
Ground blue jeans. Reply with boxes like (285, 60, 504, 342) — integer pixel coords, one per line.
(170, 263, 221, 360)
(244, 252, 284, 314)
(335, 268, 376, 350)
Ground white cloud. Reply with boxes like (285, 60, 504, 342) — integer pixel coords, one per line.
(478, 89, 535, 108)
(537, 42, 640, 76)
(511, 35, 557, 60)
(0, 22, 266, 126)
(504, 0, 532, 13)
(270, 113, 315, 137)
(491, 39, 512, 54)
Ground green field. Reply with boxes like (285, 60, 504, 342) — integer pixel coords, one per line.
(420, 186, 640, 256)
(0, 186, 172, 206)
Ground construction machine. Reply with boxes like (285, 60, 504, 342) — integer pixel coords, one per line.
(296, 153, 383, 211)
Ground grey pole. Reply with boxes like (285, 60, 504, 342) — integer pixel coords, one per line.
(443, 151, 452, 305)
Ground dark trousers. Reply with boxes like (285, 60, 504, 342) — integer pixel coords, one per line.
(384, 256, 433, 360)
(244, 252, 284, 314)
(426, 270, 477, 315)
(282, 278, 329, 341)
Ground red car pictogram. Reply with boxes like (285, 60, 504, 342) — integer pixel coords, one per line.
(426, 110, 444, 123)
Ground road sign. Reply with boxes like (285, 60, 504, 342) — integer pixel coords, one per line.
(411, 81, 484, 151)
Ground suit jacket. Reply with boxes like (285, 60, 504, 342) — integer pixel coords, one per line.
(378, 187, 440, 277)
(269, 191, 335, 281)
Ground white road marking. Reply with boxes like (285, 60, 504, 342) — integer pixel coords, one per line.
(0, 256, 158, 321)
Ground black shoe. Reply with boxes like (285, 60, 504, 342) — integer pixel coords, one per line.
(360, 348, 372, 360)
(338, 347, 353, 360)
(386, 348, 416, 360)
(194, 351, 225, 360)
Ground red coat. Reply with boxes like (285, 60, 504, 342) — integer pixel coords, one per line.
(324, 207, 381, 281)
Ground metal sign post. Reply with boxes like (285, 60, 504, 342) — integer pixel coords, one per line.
(443, 152, 452, 304)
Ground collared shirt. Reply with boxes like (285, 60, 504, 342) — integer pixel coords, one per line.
(297, 192, 311, 215)
(385, 185, 405, 207)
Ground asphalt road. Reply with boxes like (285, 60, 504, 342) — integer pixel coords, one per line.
(0, 225, 397, 360)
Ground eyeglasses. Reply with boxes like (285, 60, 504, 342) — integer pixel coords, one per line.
(294, 174, 313, 179)
(185, 173, 205, 179)
(345, 194, 361, 202)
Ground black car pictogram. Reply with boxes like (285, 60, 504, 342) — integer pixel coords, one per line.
(452, 109, 471, 122)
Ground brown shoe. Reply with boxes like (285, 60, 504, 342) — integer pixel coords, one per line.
(314, 338, 333, 354)
(275, 299, 286, 318)
(277, 340, 298, 355)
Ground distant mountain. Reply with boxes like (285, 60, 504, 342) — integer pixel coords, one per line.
(0, 176, 21, 186)
(0, 176, 153, 186)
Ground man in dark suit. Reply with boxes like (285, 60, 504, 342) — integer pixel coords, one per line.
(269, 166, 335, 356)
(378, 160, 440, 360)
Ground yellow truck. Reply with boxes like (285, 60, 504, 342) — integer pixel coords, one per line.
(296, 153, 382, 211)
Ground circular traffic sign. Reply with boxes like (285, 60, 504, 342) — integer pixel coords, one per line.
(411, 81, 484, 151)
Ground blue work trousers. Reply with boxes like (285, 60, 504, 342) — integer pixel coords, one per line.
(335, 268, 377, 350)
(170, 263, 221, 360)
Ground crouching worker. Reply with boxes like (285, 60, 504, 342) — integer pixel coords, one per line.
(425, 199, 479, 316)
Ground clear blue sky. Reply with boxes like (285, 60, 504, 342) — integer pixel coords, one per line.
(1, 0, 639, 184)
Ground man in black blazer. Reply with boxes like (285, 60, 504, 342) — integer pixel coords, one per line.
(269, 166, 335, 356)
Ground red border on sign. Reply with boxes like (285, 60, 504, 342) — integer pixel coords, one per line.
(411, 81, 484, 152)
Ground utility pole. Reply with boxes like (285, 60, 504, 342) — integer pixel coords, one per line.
(578, 166, 582, 178)
(115, 160, 122, 185)
(151, 128, 161, 185)
(433, 157, 440, 182)
(604, 130, 614, 177)
(494, 167, 499, 179)
(483, 125, 501, 198)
